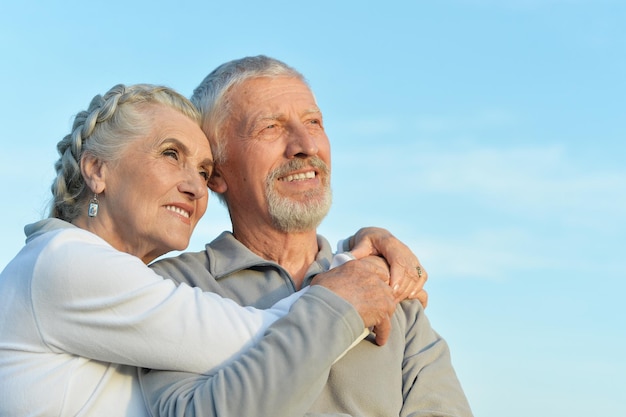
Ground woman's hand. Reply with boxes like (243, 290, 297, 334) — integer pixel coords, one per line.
(348, 227, 428, 307)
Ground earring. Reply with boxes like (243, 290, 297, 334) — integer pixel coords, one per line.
(88, 193, 99, 217)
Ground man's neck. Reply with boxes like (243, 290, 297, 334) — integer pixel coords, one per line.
(233, 223, 319, 290)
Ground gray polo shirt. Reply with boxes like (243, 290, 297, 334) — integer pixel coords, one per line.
(141, 231, 473, 417)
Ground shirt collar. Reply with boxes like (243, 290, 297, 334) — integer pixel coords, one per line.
(205, 231, 334, 284)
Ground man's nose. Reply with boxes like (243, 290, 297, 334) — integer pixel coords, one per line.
(286, 124, 319, 158)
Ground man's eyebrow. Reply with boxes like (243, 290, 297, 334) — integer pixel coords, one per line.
(254, 113, 283, 122)
(256, 106, 321, 121)
(244, 107, 323, 135)
(302, 107, 323, 117)
(243, 114, 281, 136)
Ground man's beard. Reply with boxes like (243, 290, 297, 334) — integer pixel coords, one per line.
(265, 157, 332, 233)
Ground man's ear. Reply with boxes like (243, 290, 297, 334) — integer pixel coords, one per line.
(208, 167, 227, 194)
(80, 153, 106, 194)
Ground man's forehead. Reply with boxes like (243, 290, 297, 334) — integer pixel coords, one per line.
(229, 77, 318, 118)
(233, 76, 312, 100)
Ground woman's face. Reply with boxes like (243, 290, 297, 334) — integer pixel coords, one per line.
(95, 104, 213, 263)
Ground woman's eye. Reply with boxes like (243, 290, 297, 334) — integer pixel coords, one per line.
(163, 149, 179, 160)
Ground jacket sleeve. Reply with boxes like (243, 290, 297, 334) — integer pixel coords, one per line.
(32, 229, 304, 374)
(140, 286, 365, 417)
(398, 301, 474, 417)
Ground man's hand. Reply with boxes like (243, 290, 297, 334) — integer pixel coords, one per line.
(349, 227, 428, 307)
(311, 258, 397, 346)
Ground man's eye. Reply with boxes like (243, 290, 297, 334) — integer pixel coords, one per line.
(255, 122, 282, 141)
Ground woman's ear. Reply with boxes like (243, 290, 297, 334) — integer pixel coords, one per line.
(81, 153, 106, 194)
(208, 167, 227, 194)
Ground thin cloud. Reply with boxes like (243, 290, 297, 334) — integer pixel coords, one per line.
(330, 139, 625, 282)
(451, 0, 607, 9)
(413, 110, 519, 134)
(335, 109, 520, 137)
(335, 117, 398, 136)
(337, 142, 626, 229)
(406, 228, 553, 281)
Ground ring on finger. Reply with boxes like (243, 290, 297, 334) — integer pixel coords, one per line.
(416, 266, 423, 278)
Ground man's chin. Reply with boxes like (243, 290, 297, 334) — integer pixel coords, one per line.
(269, 206, 330, 233)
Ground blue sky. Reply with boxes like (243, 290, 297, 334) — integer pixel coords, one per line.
(1, 1, 624, 415)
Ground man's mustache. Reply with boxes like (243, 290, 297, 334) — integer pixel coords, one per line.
(268, 156, 329, 180)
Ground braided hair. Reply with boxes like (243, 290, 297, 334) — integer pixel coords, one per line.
(49, 84, 201, 221)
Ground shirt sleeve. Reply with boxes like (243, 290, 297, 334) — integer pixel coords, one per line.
(335, 237, 353, 254)
(397, 301, 474, 417)
(140, 285, 365, 417)
(31, 229, 305, 374)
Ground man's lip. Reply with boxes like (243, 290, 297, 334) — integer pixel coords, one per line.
(278, 169, 317, 182)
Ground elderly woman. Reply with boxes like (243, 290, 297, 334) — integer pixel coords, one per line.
(0, 84, 423, 416)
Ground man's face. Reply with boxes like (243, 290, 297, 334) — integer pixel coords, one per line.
(216, 76, 332, 232)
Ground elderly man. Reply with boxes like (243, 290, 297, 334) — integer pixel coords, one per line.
(141, 56, 473, 417)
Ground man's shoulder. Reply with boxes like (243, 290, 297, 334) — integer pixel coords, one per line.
(150, 249, 210, 282)
(149, 231, 237, 274)
(152, 249, 208, 268)
(148, 231, 267, 289)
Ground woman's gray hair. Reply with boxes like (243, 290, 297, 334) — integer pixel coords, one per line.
(50, 83, 201, 222)
(191, 55, 307, 165)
